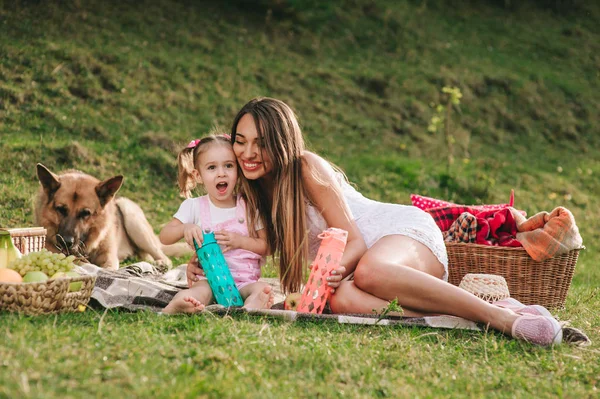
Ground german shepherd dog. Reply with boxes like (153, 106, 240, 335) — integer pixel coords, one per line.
(34, 164, 190, 270)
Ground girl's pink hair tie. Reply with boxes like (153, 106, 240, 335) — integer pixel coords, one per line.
(186, 139, 201, 149)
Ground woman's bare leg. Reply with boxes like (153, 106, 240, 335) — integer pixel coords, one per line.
(334, 235, 519, 334)
(330, 281, 439, 317)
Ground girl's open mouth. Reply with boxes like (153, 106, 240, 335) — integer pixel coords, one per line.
(216, 182, 228, 194)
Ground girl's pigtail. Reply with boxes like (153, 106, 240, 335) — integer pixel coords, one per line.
(177, 147, 197, 198)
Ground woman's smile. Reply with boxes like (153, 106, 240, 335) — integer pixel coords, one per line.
(233, 113, 273, 179)
(240, 160, 261, 171)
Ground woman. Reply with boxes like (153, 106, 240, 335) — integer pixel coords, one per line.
(187, 97, 562, 346)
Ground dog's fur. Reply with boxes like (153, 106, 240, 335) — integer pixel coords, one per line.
(34, 164, 190, 270)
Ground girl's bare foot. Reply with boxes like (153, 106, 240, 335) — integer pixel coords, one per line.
(243, 285, 274, 310)
(163, 296, 206, 314)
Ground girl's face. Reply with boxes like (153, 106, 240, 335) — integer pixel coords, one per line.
(196, 143, 238, 208)
(233, 113, 273, 180)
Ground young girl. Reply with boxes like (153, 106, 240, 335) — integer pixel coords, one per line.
(160, 134, 274, 314)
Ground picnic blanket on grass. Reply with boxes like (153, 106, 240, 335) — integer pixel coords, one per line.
(76, 262, 275, 312)
(76, 263, 478, 330)
(75, 263, 590, 345)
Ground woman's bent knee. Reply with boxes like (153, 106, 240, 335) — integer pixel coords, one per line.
(353, 240, 445, 292)
(353, 258, 407, 293)
(352, 262, 374, 292)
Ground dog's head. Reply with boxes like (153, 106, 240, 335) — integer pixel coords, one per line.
(36, 163, 124, 257)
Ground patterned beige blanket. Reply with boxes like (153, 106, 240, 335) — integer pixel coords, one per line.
(74, 262, 590, 345)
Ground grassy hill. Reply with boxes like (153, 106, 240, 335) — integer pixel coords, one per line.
(1, 0, 599, 397)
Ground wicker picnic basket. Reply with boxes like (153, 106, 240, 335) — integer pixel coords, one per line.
(2, 227, 47, 254)
(0, 227, 96, 314)
(446, 242, 581, 309)
(0, 275, 96, 315)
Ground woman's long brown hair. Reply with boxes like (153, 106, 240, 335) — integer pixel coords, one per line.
(231, 97, 307, 294)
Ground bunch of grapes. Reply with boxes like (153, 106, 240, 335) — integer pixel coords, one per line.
(8, 249, 77, 277)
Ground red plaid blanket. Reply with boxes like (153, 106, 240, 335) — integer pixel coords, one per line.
(418, 191, 526, 246)
(429, 206, 474, 231)
(440, 208, 522, 247)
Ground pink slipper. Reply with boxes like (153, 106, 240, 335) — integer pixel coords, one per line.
(511, 314, 563, 346)
(493, 297, 553, 318)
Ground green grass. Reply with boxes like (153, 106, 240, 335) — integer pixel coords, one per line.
(1, 0, 599, 397)
(1, 307, 599, 398)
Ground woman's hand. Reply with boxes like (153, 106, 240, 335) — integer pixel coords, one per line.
(327, 265, 346, 294)
(214, 230, 243, 253)
(186, 253, 205, 288)
(182, 223, 203, 250)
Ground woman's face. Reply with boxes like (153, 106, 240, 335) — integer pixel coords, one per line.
(233, 113, 273, 180)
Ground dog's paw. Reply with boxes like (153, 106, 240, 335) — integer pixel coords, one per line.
(154, 257, 173, 272)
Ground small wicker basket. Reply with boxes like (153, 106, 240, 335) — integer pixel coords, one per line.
(0, 227, 96, 314)
(446, 242, 581, 309)
(1, 227, 47, 254)
(0, 275, 96, 315)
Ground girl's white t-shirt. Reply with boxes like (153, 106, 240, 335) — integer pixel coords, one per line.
(174, 196, 262, 230)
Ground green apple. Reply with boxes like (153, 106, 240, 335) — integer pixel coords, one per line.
(51, 271, 68, 279)
(65, 271, 82, 292)
(23, 271, 49, 283)
(51, 270, 82, 292)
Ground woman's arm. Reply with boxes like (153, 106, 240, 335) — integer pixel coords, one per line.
(214, 228, 269, 255)
(301, 151, 367, 279)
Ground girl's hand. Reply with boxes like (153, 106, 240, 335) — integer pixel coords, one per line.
(327, 265, 346, 294)
(182, 223, 203, 250)
(214, 230, 243, 253)
(186, 253, 205, 288)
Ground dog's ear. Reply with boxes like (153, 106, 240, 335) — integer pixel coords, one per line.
(37, 163, 61, 199)
(96, 175, 124, 207)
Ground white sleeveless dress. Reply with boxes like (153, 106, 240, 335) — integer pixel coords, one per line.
(305, 174, 449, 281)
